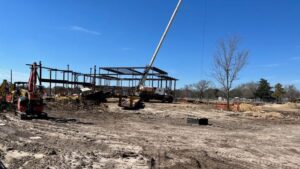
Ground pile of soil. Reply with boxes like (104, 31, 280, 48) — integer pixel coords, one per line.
(239, 103, 283, 119)
(282, 102, 299, 109)
(239, 103, 261, 112)
(46, 98, 108, 112)
(243, 111, 283, 119)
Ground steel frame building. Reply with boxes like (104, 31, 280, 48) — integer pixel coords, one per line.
(27, 62, 177, 96)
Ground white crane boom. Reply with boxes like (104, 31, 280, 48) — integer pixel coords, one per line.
(137, 0, 182, 92)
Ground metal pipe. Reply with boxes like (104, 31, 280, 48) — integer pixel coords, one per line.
(67, 64, 69, 89)
(93, 65, 97, 90)
(98, 67, 101, 86)
(55, 71, 57, 94)
(49, 70, 52, 95)
(39, 61, 42, 86)
(90, 68, 92, 84)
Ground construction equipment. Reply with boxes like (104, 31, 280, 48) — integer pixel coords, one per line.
(0, 80, 16, 112)
(119, 0, 182, 109)
(16, 62, 47, 120)
(140, 87, 174, 103)
(80, 87, 110, 104)
(0, 80, 10, 112)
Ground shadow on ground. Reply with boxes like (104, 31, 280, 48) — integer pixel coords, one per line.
(0, 160, 6, 169)
(48, 116, 94, 125)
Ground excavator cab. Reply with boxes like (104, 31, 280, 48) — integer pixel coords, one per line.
(17, 95, 47, 120)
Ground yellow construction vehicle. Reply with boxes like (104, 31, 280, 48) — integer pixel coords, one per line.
(0, 80, 13, 111)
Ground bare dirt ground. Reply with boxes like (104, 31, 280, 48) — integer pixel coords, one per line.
(0, 100, 300, 169)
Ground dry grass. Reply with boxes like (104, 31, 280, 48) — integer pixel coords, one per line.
(239, 103, 283, 119)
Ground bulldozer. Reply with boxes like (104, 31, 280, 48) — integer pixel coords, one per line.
(15, 62, 47, 120)
(119, 0, 182, 109)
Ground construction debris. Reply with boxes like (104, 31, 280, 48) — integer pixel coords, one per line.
(187, 117, 209, 125)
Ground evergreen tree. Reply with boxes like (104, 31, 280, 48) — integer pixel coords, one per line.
(285, 85, 300, 102)
(272, 83, 285, 103)
(255, 79, 273, 101)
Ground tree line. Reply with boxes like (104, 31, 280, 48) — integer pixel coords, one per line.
(175, 35, 299, 108)
(177, 79, 300, 103)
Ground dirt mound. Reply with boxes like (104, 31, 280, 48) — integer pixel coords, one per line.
(46, 100, 79, 111)
(282, 102, 299, 109)
(46, 98, 108, 113)
(239, 103, 261, 112)
(262, 102, 299, 113)
(243, 111, 283, 119)
(239, 103, 282, 119)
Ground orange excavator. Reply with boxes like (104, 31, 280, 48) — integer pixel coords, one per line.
(119, 0, 182, 109)
(16, 62, 47, 120)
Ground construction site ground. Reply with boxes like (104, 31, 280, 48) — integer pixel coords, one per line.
(0, 100, 300, 169)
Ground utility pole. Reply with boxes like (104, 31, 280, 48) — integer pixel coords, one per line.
(10, 69, 12, 84)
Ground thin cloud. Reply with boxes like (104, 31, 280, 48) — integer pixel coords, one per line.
(121, 47, 133, 51)
(256, 64, 280, 68)
(291, 57, 300, 60)
(70, 25, 101, 36)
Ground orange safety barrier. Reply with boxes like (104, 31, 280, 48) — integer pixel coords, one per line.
(215, 102, 240, 111)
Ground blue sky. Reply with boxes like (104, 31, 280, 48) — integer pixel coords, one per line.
(0, 0, 299, 89)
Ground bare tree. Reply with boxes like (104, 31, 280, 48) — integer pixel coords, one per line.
(193, 80, 211, 100)
(285, 85, 300, 102)
(231, 82, 258, 99)
(240, 82, 258, 99)
(212, 36, 249, 110)
(183, 84, 193, 98)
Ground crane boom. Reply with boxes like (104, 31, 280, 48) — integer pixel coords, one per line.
(119, 0, 183, 109)
(137, 0, 182, 92)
